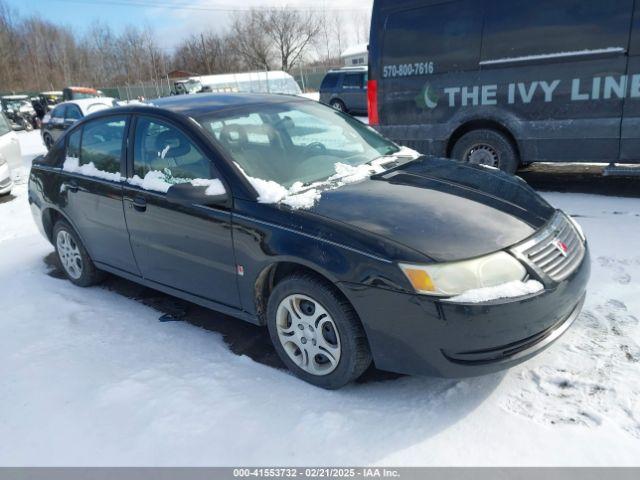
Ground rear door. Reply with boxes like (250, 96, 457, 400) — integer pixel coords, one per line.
(61, 117, 140, 275)
(122, 115, 240, 307)
(621, 2, 640, 162)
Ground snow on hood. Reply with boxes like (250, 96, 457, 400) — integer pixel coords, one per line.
(236, 146, 422, 210)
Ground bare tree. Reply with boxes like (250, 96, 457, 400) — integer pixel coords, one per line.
(261, 7, 321, 71)
(230, 10, 273, 71)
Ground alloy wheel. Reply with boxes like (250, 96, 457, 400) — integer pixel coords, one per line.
(275, 294, 341, 376)
(56, 230, 83, 280)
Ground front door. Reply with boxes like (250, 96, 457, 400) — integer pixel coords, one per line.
(122, 115, 240, 308)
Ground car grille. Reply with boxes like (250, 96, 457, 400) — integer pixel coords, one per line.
(511, 212, 585, 282)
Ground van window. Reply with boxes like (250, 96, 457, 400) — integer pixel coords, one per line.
(321, 74, 339, 90)
(80, 117, 126, 173)
(482, 0, 633, 62)
(382, 0, 483, 73)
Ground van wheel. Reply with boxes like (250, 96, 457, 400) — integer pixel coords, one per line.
(330, 99, 346, 112)
(451, 129, 519, 174)
(53, 220, 104, 287)
(266, 273, 372, 389)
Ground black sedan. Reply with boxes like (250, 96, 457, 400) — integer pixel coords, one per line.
(28, 93, 589, 389)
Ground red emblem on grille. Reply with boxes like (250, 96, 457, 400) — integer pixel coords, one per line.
(553, 239, 569, 257)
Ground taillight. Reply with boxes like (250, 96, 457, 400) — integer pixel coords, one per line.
(367, 79, 379, 126)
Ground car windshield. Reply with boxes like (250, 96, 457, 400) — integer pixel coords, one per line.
(2, 99, 26, 110)
(199, 101, 401, 188)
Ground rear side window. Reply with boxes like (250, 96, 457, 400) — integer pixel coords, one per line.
(133, 117, 213, 182)
(382, 0, 483, 73)
(80, 117, 126, 174)
(0, 112, 10, 136)
(342, 73, 364, 89)
(321, 74, 339, 90)
(482, 0, 633, 61)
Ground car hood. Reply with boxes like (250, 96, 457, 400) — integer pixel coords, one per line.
(307, 158, 555, 262)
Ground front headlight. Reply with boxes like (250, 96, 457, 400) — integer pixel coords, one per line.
(399, 252, 526, 297)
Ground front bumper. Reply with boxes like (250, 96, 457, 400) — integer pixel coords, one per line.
(340, 246, 590, 377)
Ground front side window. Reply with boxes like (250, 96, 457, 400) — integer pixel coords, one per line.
(200, 101, 400, 188)
(65, 106, 82, 121)
(52, 106, 66, 119)
(80, 116, 126, 174)
(133, 117, 213, 184)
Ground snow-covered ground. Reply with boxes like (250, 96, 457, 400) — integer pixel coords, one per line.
(0, 131, 639, 466)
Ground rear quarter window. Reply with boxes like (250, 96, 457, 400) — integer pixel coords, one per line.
(382, 0, 483, 74)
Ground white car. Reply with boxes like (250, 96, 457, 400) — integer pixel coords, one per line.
(41, 98, 115, 149)
(0, 112, 21, 195)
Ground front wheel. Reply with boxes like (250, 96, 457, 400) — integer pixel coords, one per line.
(267, 273, 372, 389)
(451, 129, 519, 174)
(53, 220, 104, 287)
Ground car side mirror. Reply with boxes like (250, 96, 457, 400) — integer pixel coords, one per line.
(165, 182, 229, 208)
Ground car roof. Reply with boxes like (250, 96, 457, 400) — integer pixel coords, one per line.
(56, 98, 115, 115)
(1, 95, 28, 100)
(141, 92, 307, 118)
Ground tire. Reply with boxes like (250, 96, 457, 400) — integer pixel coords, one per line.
(53, 220, 104, 287)
(330, 99, 346, 113)
(43, 133, 54, 150)
(266, 273, 372, 389)
(451, 129, 519, 174)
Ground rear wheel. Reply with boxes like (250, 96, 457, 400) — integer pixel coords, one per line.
(451, 129, 519, 174)
(330, 99, 346, 113)
(53, 220, 104, 287)
(266, 273, 372, 389)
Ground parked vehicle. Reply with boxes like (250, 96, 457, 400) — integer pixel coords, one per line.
(1, 95, 39, 130)
(368, 0, 640, 173)
(28, 93, 589, 389)
(62, 87, 102, 101)
(41, 98, 114, 149)
(179, 71, 302, 96)
(171, 79, 204, 95)
(319, 67, 368, 114)
(0, 111, 21, 195)
(32, 91, 63, 119)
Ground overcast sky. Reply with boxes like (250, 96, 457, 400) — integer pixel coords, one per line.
(10, 0, 373, 52)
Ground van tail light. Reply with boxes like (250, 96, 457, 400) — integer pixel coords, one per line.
(367, 79, 379, 126)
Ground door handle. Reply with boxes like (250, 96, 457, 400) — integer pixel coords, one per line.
(132, 196, 147, 212)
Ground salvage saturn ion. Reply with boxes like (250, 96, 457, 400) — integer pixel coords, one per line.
(28, 93, 590, 389)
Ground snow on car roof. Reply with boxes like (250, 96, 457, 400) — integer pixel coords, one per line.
(59, 98, 115, 115)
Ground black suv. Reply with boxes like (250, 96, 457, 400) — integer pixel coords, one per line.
(319, 67, 368, 115)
